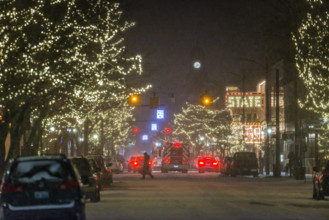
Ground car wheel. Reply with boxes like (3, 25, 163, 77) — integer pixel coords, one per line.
(90, 188, 100, 202)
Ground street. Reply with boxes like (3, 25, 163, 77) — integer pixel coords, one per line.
(86, 171, 329, 220)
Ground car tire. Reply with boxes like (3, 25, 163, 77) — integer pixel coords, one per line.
(90, 188, 101, 202)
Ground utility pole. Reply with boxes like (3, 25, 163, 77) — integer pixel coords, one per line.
(265, 64, 271, 175)
(242, 69, 246, 148)
(274, 69, 281, 177)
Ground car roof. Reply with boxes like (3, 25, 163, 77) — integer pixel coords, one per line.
(15, 154, 67, 162)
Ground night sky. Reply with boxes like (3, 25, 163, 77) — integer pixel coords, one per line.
(119, 0, 278, 150)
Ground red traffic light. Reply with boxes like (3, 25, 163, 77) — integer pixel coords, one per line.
(165, 128, 171, 134)
(133, 128, 139, 134)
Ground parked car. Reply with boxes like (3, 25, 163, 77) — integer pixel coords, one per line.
(85, 155, 113, 186)
(0, 155, 86, 220)
(197, 156, 220, 173)
(229, 152, 258, 177)
(70, 157, 100, 202)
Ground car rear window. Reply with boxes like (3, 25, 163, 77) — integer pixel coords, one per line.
(235, 153, 256, 160)
(9, 160, 74, 183)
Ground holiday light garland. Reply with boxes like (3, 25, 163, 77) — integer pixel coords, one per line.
(293, 0, 329, 158)
(0, 0, 151, 155)
(173, 100, 232, 155)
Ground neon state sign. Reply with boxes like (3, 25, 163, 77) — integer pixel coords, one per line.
(226, 95, 262, 108)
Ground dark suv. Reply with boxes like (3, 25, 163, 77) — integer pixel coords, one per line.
(229, 152, 258, 177)
(70, 157, 100, 202)
(0, 155, 85, 220)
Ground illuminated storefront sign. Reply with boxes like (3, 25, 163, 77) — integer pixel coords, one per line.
(231, 123, 265, 144)
(226, 94, 262, 108)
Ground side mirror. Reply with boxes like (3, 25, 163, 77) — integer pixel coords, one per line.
(313, 167, 318, 172)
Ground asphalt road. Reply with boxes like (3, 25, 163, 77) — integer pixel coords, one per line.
(86, 171, 329, 220)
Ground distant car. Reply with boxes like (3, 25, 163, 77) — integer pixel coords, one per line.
(229, 152, 258, 177)
(85, 155, 113, 186)
(197, 156, 220, 173)
(0, 155, 86, 220)
(128, 155, 152, 173)
(152, 157, 162, 171)
(70, 157, 100, 202)
(104, 157, 123, 174)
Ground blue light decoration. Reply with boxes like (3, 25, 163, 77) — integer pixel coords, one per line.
(156, 109, 165, 119)
(142, 134, 149, 141)
(151, 123, 158, 131)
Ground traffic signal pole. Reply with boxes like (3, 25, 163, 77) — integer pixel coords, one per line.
(274, 69, 281, 177)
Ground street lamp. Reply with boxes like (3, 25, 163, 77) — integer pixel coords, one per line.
(193, 61, 201, 69)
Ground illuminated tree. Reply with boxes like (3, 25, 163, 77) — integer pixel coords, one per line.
(0, 0, 150, 170)
(293, 0, 329, 157)
(173, 100, 232, 156)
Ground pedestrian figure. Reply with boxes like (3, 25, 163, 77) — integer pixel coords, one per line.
(287, 152, 295, 177)
(141, 152, 154, 179)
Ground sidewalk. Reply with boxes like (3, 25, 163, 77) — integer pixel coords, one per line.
(259, 171, 313, 181)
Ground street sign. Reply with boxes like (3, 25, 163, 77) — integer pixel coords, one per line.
(156, 110, 164, 119)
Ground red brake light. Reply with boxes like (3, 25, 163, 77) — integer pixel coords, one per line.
(133, 161, 139, 166)
(149, 160, 152, 166)
(1, 183, 24, 193)
(173, 142, 181, 147)
(212, 162, 218, 166)
(198, 160, 205, 166)
(58, 180, 79, 190)
(205, 157, 212, 160)
(165, 158, 170, 163)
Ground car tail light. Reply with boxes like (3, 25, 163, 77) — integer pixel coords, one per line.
(198, 160, 205, 166)
(164, 157, 170, 163)
(173, 142, 181, 147)
(212, 162, 218, 167)
(58, 180, 80, 190)
(1, 183, 24, 193)
(149, 160, 152, 166)
(205, 157, 212, 160)
(133, 161, 139, 167)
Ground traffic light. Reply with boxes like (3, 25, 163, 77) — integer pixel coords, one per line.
(201, 94, 212, 106)
(128, 94, 141, 105)
(133, 127, 139, 134)
(164, 128, 171, 134)
(150, 96, 159, 109)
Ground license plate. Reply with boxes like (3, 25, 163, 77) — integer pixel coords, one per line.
(174, 165, 179, 168)
(34, 191, 49, 199)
